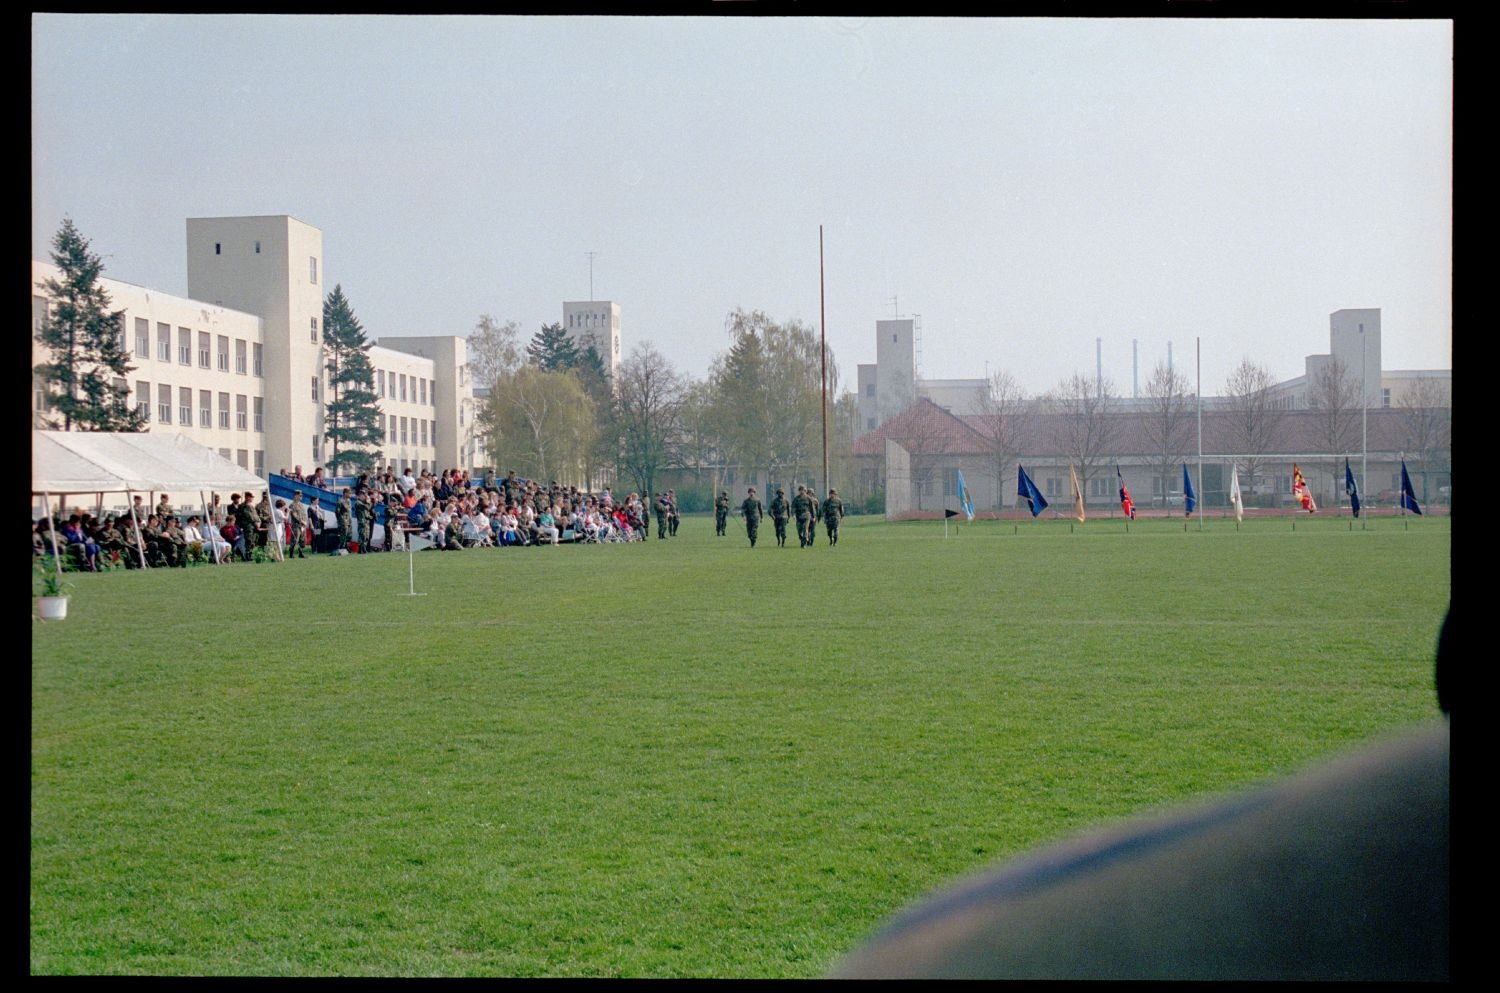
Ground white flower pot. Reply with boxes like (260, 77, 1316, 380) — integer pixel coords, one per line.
(37, 595, 69, 620)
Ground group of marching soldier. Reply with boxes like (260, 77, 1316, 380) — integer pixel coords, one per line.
(717, 484, 844, 549)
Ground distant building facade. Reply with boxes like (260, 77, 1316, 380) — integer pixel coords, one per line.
(562, 300, 622, 379)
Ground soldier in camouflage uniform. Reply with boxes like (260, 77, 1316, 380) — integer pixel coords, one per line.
(740, 487, 765, 548)
(654, 493, 670, 539)
(288, 491, 308, 558)
(821, 488, 844, 546)
(164, 515, 189, 566)
(769, 487, 791, 547)
(792, 485, 814, 548)
(356, 488, 377, 553)
(155, 495, 173, 523)
(255, 492, 273, 551)
(335, 488, 353, 552)
(805, 483, 819, 545)
(234, 493, 260, 562)
(667, 490, 680, 537)
(714, 491, 730, 536)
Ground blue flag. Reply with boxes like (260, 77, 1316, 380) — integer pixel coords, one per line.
(956, 469, 975, 521)
(1017, 464, 1048, 517)
(1182, 463, 1198, 516)
(1345, 458, 1361, 518)
(1400, 461, 1423, 515)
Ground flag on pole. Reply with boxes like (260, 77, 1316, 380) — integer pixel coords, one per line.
(943, 508, 960, 519)
(1344, 458, 1361, 518)
(1068, 465, 1085, 523)
(409, 533, 435, 551)
(956, 469, 975, 521)
(1182, 463, 1198, 516)
(1117, 466, 1135, 520)
(1292, 463, 1317, 513)
(1400, 461, 1423, 515)
(1229, 465, 1244, 523)
(1017, 464, 1048, 517)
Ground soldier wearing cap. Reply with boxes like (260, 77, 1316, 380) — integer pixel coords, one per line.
(740, 487, 765, 549)
(714, 490, 730, 536)
(821, 488, 844, 546)
(769, 486, 791, 547)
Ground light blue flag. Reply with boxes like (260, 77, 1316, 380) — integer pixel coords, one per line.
(956, 469, 975, 521)
(1182, 463, 1198, 516)
(1017, 464, 1049, 517)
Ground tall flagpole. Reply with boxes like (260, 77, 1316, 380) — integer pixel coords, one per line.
(820, 225, 828, 497)
(1196, 337, 1203, 529)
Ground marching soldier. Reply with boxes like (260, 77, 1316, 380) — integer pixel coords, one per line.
(822, 488, 845, 546)
(805, 482, 818, 545)
(714, 490, 730, 536)
(769, 486, 791, 547)
(740, 486, 765, 549)
(792, 485, 813, 548)
(667, 490, 681, 537)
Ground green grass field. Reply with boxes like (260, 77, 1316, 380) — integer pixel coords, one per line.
(31, 513, 1450, 976)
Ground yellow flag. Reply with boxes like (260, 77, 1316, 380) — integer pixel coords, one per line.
(1069, 465, 1086, 523)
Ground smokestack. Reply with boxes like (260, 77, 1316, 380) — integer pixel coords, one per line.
(1096, 337, 1103, 398)
(1133, 339, 1139, 398)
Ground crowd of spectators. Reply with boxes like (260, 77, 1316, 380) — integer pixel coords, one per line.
(35, 467, 659, 571)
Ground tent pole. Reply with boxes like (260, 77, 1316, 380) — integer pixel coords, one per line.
(43, 491, 63, 577)
(126, 488, 149, 569)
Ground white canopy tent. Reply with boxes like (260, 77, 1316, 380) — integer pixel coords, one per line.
(32, 430, 274, 568)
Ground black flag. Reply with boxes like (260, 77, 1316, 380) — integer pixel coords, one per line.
(944, 508, 960, 519)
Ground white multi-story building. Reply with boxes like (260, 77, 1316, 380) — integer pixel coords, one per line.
(562, 300, 621, 379)
(857, 318, 986, 432)
(32, 214, 475, 480)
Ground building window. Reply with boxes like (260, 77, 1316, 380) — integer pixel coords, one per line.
(237, 449, 248, 469)
(1045, 478, 1059, 497)
(180, 386, 192, 426)
(254, 450, 264, 477)
(376, 369, 384, 398)
(219, 392, 230, 429)
(217, 336, 230, 371)
(253, 343, 263, 377)
(253, 396, 264, 432)
(158, 323, 172, 361)
(459, 404, 465, 426)
(157, 383, 172, 424)
(35, 389, 47, 413)
(215, 243, 221, 255)
(309, 257, 318, 284)
(401, 417, 408, 445)
(311, 317, 319, 343)
(400, 374, 407, 402)
(866, 417, 876, 430)
(865, 383, 876, 397)
(312, 436, 321, 463)
(235, 340, 247, 375)
(430, 420, 436, 447)
(136, 381, 151, 421)
(254, 241, 261, 254)
(219, 448, 231, 462)
(430, 382, 436, 406)
(198, 331, 211, 368)
(178, 327, 192, 364)
(1382, 388, 1392, 409)
(312, 377, 320, 402)
(200, 390, 212, 427)
(420, 419, 428, 446)
(420, 378, 427, 405)
(236, 394, 248, 431)
(135, 318, 149, 357)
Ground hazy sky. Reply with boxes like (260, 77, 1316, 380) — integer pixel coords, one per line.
(32, 14, 1451, 397)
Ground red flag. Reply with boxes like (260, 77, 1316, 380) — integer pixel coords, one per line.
(1292, 463, 1317, 513)
(1117, 466, 1135, 520)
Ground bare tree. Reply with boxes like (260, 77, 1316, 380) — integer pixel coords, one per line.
(466, 314, 522, 390)
(1308, 357, 1361, 510)
(1397, 377, 1452, 506)
(1221, 358, 1286, 504)
(1045, 372, 1122, 503)
(888, 399, 956, 511)
(970, 370, 1031, 510)
(1141, 361, 1193, 510)
(610, 343, 686, 501)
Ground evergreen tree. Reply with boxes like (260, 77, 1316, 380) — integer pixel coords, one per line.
(526, 322, 580, 371)
(321, 285, 384, 474)
(33, 218, 144, 431)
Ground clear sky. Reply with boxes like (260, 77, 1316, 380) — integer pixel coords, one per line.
(32, 14, 1451, 398)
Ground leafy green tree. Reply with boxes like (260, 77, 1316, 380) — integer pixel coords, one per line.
(487, 366, 596, 484)
(33, 218, 143, 431)
(321, 285, 384, 474)
(526, 322, 580, 372)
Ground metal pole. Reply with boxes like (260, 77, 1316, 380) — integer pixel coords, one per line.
(1361, 329, 1368, 504)
(820, 224, 828, 497)
(1197, 337, 1203, 530)
(43, 491, 63, 574)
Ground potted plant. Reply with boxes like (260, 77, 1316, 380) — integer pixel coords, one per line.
(35, 564, 75, 621)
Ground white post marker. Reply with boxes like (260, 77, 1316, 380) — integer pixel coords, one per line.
(401, 529, 432, 597)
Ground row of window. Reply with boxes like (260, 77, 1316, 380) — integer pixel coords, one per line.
(372, 368, 435, 406)
(134, 382, 260, 432)
(209, 242, 318, 287)
(129, 318, 263, 377)
(215, 448, 264, 476)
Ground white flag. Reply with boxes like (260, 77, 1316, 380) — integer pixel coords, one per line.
(409, 533, 435, 552)
(1229, 465, 1244, 523)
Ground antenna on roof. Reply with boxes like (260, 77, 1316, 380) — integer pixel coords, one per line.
(585, 251, 598, 300)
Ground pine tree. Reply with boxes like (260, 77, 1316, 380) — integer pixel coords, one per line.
(33, 218, 144, 431)
(321, 284, 384, 474)
(526, 322, 580, 371)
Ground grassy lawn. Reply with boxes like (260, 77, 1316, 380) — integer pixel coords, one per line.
(31, 513, 1450, 976)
